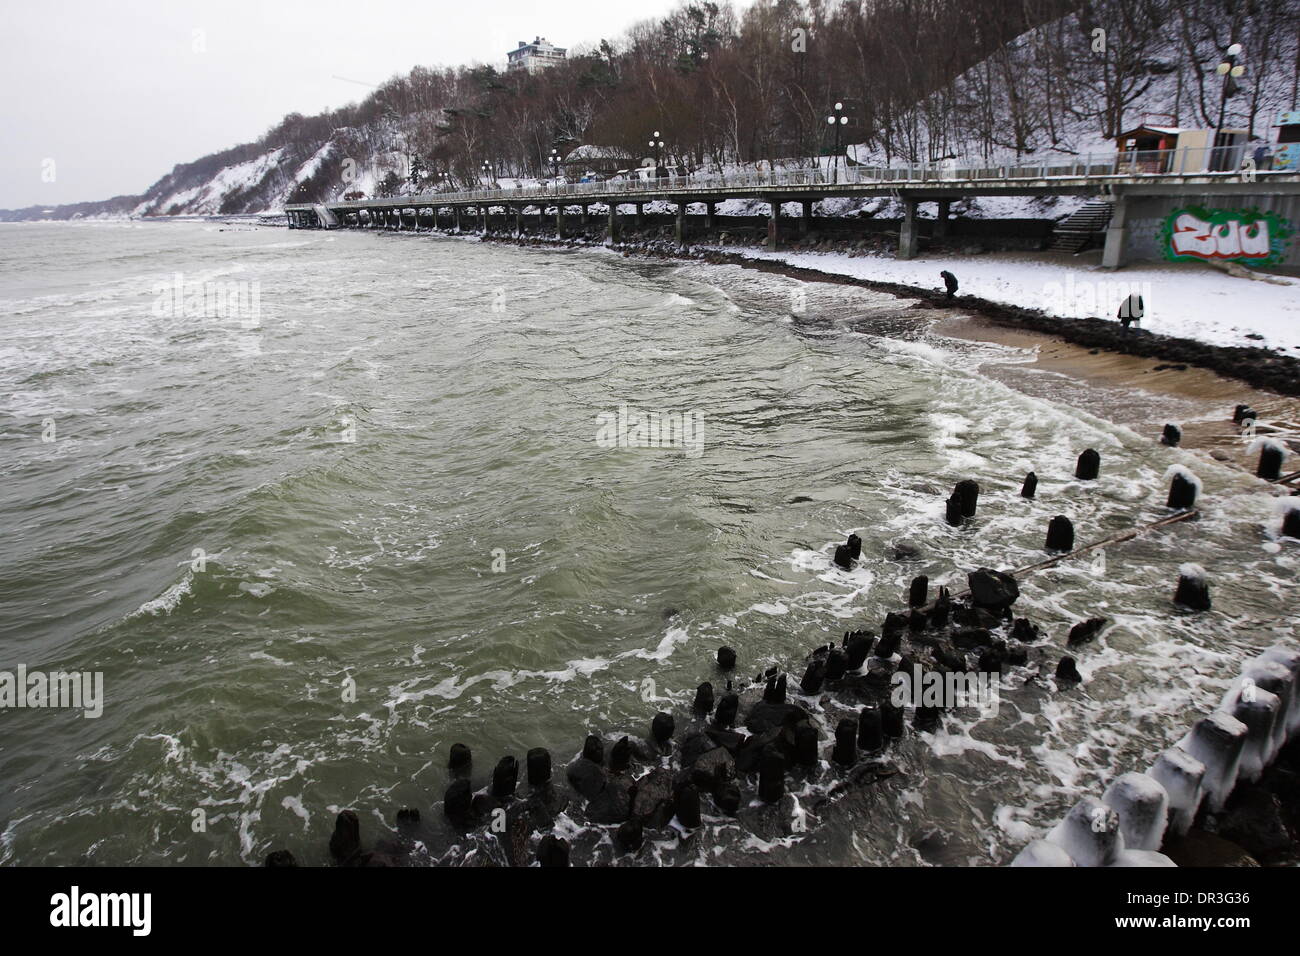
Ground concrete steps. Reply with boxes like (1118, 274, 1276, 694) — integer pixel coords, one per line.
(1049, 199, 1113, 254)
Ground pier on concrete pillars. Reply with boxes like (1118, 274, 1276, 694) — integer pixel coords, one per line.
(898, 197, 920, 259)
(1101, 191, 1128, 269)
(607, 203, 620, 242)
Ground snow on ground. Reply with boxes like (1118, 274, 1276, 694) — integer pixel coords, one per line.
(702, 245, 1300, 354)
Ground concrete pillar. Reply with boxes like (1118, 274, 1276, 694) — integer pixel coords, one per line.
(580, 205, 589, 225)
(934, 200, 951, 239)
(454, 207, 462, 233)
(767, 200, 780, 249)
(556, 204, 566, 238)
(800, 200, 812, 236)
(480, 206, 488, 234)
(1101, 193, 1129, 270)
(514, 206, 523, 236)
(607, 203, 620, 242)
(705, 201, 717, 231)
(675, 203, 687, 246)
(897, 198, 920, 259)
(634, 203, 644, 227)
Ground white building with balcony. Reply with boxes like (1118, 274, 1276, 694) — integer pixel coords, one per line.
(507, 37, 567, 74)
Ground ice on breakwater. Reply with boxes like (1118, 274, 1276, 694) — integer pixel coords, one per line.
(259, 433, 1298, 867)
(1016, 642, 1300, 867)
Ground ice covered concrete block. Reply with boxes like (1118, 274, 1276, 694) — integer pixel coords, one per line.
(1219, 682, 1281, 783)
(1110, 849, 1177, 867)
(1148, 747, 1205, 837)
(1046, 795, 1123, 867)
(1260, 646, 1300, 736)
(1011, 840, 1076, 867)
(1101, 772, 1169, 852)
(1177, 711, 1248, 814)
(1241, 659, 1294, 759)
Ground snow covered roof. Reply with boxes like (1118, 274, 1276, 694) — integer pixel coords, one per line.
(563, 144, 633, 161)
(1117, 125, 1184, 138)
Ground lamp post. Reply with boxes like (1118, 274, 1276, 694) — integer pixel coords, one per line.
(826, 102, 848, 183)
(649, 130, 664, 177)
(548, 147, 561, 190)
(481, 160, 492, 186)
(1214, 43, 1246, 171)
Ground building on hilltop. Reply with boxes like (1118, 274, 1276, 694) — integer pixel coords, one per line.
(507, 37, 566, 74)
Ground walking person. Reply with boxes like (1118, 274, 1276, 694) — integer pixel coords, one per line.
(940, 270, 958, 299)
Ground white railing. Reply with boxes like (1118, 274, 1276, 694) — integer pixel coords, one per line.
(292, 147, 1292, 212)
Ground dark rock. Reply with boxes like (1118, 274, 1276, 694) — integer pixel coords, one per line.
(705, 727, 745, 753)
(891, 539, 924, 561)
(833, 543, 855, 569)
(615, 819, 644, 854)
(713, 782, 742, 816)
(630, 769, 677, 828)
(1021, 471, 1037, 499)
(1258, 444, 1283, 480)
(692, 681, 715, 716)
(717, 646, 737, 670)
(527, 747, 553, 786)
(794, 723, 820, 768)
(491, 756, 518, 800)
(587, 776, 633, 824)
(1067, 617, 1108, 646)
(845, 632, 874, 668)
(329, 810, 361, 864)
(537, 834, 570, 867)
(680, 732, 716, 769)
(1161, 423, 1182, 447)
(1011, 617, 1041, 643)
(690, 747, 735, 790)
(953, 626, 992, 649)
(914, 704, 941, 732)
(1075, 448, 1100, 480)
(968, 568, 1020, 610)
(1006, 643, 1029, 667)
(265, 849, 298, 867)
(566, 757, 607, 800)
(1055, 656, 1082, 684)
(744, 700, 809, 735)
(1282, 507, 1300, 539)
(1163, 830, 1258, 867)
(582, 735, 604, 765)
(1217, 789, 1295, 863)
(1045, 515, 1075, 552)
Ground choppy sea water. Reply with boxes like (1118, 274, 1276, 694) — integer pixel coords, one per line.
(0, 220, 1294, 866)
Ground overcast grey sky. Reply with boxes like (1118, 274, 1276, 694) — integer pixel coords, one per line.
(0, 0, 705, 209)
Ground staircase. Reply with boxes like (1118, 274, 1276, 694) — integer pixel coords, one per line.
(1049, 199, 1113, 254)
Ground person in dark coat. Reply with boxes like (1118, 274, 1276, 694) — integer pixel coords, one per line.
(940, 270, 958, 299)
(1117, 291, 1143, 329)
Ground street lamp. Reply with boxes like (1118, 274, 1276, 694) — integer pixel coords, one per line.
(649, 130, 664, 175)
(826, 102, 848, 183)
(548, 147, 561, 189)
(481, 160, 492, 186)
(1213, 43, 1246, 171)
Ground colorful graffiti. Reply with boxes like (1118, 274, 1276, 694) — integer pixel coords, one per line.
(1160, 206, 1292, 266)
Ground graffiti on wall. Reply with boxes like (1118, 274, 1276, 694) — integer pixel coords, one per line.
(1160, 206, 1292, 266)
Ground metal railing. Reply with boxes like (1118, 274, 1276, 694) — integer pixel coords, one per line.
(293, 148, 1293, 212)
